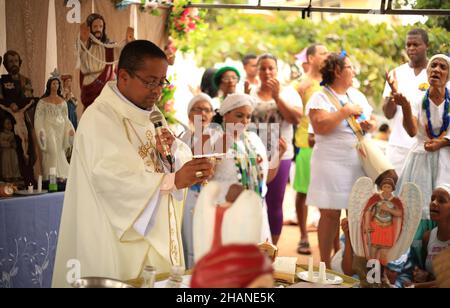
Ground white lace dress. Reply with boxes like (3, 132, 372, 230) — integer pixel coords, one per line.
(34, 99, 75, 179)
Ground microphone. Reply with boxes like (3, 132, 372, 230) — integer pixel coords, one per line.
(149, 110, 173, 164)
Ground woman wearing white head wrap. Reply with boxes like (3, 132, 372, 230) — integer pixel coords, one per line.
(408, 183, 450, 288)
(437, 183, 450, 195)
(187, 93, 213, 115)
(393, 53, 450, 264)
(182, 93, 216, 151)
(204, 92, 288, 245)
(180, 93, 217, 269)
(218, 93, 256, 116)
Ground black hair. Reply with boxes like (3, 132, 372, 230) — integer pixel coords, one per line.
(211, 111, 224, 126)
(320, 53, 347, 86)
(3, 50, 23, 68)
(407, 28, 429, 46)
(41, 78, 64, 99)
(201, 68, 219, 98)
(118, 40, 168, 74)
(242, 54, 257, 66)
(306, 44, 324, 59)
(379, 123, 390, 133)
(257, 54, 278, 67)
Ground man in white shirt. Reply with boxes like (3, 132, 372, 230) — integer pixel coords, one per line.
(242, 54, 260, 94)
(382, 28, 429, 176)
(53, 40, 215, 287)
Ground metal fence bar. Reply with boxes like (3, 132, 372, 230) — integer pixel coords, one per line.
(185, 3, 450, 16)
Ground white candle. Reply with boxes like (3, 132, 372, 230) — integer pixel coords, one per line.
(37, 176, 42, 192)
(318, 262, 326, 283)
(28, 184, 34, 194)
(308, 257, 314, 281)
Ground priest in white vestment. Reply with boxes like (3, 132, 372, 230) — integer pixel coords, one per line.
(52, 40, 215, 287)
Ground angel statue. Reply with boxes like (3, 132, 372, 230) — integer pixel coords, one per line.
(191, 182, 274, 288)
(348, 177, 422, 286)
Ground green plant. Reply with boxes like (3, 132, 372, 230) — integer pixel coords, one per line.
(187, 10, 449, 109)
(157, 77, 178, 124)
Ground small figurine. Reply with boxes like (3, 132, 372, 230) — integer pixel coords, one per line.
(0, 101, 34, 164)
(0, 118, 21, 181)
(61, 74, 78, 130)
(348, 176, 422, 287)
(363, 177, 404, 265)
(349, 177, 422, 265)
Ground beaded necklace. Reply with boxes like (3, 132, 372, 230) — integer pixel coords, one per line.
(231, 132, 265, 197)
(422, 88, 450, 139)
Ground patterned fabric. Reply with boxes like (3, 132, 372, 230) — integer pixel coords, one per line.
(0, 193, 64, 288)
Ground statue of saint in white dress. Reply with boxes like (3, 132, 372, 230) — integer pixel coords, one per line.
(35, 77, 75, 179)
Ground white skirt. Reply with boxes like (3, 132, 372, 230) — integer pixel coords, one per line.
(396, 150, 441, 220)
(307, 142, 365, 210)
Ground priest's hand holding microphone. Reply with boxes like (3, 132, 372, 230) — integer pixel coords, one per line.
(151, 111, 215, 189)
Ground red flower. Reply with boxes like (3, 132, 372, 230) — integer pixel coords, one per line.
(188, 22, 196, 30)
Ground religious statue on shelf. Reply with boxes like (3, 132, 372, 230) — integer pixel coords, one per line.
(0, 50, 38, 185)
(78, 13, 134, 109)
(0, 118, 21, 182)
(61, 74, 78, 130)
(191, 182, 274, 288)
(0, 101, 34, 164)
(348, 176, 422, 287)
(34, 71, 75, 180)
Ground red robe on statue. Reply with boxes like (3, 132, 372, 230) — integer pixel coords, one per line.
(362, 194, 403, 261)
(80, 47, 115, 109)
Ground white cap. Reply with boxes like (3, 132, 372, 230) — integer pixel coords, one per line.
(49, 167, 57, 175)
(428, 54, 450, 82)
(437, 183, 450, 196)
(187, 93, 213, 115)
(218, 93, 256, 116)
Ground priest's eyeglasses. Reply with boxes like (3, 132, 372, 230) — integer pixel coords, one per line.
(131, 71, 171, 89)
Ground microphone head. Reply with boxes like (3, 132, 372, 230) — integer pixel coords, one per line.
(150, 110, 164, 124)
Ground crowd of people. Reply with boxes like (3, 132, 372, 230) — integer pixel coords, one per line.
(27, 15, 447, 288)
(175, 28, 449, 287)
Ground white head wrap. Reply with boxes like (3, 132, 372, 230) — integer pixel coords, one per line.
(218, 94, 256, 116)
(436, 183, 450, 196)
(427, 54, 450, 82)
(187, 93, 213, 115)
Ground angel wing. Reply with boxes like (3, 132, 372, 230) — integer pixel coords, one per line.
(386, 182, 422, 262)
(193, 181, 263, 263)
(348, 177, 376, 258)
